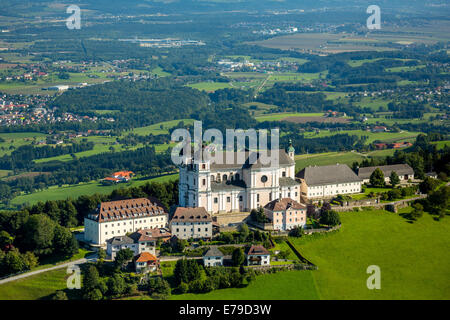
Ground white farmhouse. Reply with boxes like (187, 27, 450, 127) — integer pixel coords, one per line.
(246, 245, 271, 266)
(203, 246, 224, 267)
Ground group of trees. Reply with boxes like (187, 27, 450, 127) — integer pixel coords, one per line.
(215, 224, 271, 248)
(0, 213, 78, 277)
(173, 258, 249, 295)
(80, 262, 138, 300)
(0, 141, 95, 171)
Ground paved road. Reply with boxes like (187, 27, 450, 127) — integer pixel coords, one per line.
(0, 255, 97, 285)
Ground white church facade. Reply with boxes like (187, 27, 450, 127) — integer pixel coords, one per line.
(178, 142, 301, 214)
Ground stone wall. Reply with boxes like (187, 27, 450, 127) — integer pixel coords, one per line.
(213, 212, 251, 226)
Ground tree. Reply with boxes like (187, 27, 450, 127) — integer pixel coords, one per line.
(52, 291, 68, 300)
(98, 248, 106, 262)
(177, 282, 189, 294)
(320, 210, 341, 227)
(173, 259, 201, 286)
(21, 214, 55, 256)
(238, 224, 250, 242)
(419, 177, 440, 194)
(82, 265, 100, 293)
(250, 207, 267, 223)
(0, 231, 13, 249)
(84, 288, 103, 300)
(53, 225, 79, 257)
(370, 168, 385, 187)
(22, 251, 38, 270)
(410, 203, 424, 221)
(231, 248, 245, 267)
(426, 186, 449, 218)
(389, 171, 400, 187)
(106, 274, 126, 297)
(148, 277, 171, 300)
(320, 202, 332, 215)
(115, 248, 134, 269)
(289, 226, 304, 238)
(2, 248, 25, 274)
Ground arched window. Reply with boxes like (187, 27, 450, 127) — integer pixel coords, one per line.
(235, 173, 240, 181)
(223, 174, 228, 181)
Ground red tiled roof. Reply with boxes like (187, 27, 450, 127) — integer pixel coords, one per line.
(264, 198, 306, 211)
(136, 252, 158, 263)
(138, 228, 171, 239)
(171, 207, 212, 223)
(90, 198, 166, 223)
(247, 245, 270, 256)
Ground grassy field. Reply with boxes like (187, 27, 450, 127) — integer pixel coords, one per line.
(295, 152, 365, 171)
(0, 268, 69, 300)
(9, 173, 178, 207)
(171, 270, 320, 300)
(255, 112, 324, 122)
(129, 119, 194, 136)
(290, 209, 450, 299)
(303, 129, 420, 144)
(432, 140, 450, 150)
(187, 82, 233, 91)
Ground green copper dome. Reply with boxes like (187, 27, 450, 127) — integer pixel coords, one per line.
(287, 139, 295, 153)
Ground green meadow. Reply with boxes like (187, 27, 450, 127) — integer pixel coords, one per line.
(302, 129, 420, 144)
(291, 209, 450, 300)
(255, 112, 324, 122)
(0, 268, 69, 300)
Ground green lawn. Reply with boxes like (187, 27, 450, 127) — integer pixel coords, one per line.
(187, 82, 233, 91)
(171, 271, 320, 300)
(303, 129, 420, 145)
(0, 268, 68, 300)
(432, 140, 450, 150)
(129, 119, 194, 136)
(295, 152, 366, 171)
(255, 112, 324, 122)
(290, 209, 450, 299)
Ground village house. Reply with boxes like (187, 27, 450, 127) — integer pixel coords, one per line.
(84, 198, 168, 245)
(102, 171, 135, 184)
(137, 227, 172, 243)
(134, 252, 159, 274)
(170, 207, 213, 240)
(264, 198, 307, 231)
(296, 164, 363, 202)
(105, 231, 156, 260)
(357, 164, 415, 184)
(246, 245, 271, 266)
(178, 142, 300, 214)
(203, 246, 224, 267)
